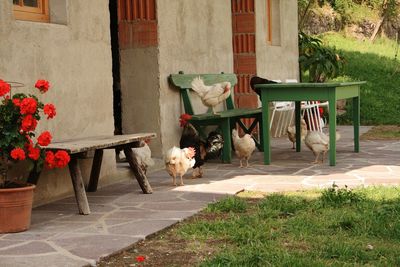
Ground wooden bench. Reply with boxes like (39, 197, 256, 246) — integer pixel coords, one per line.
(27, 133, 156, 215)
(169, 72, 263, 163)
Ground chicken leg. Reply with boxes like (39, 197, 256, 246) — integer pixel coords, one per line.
(172, 175, 177, 186)
(245, 158, 250, 168)
(312, 152, 321, 164)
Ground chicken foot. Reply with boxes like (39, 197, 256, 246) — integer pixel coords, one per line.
(192, 167, 203, 178)
(312, 152, 321, 164)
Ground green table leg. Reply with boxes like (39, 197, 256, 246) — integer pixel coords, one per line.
(353, 96, 360, 152)
(221, 118, 232, 163)
(295, 101, 301, 152)
(261, 92, 271, 164)
(328, 98, 337, 166)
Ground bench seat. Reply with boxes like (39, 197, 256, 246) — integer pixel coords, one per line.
(28, 133, 156, 215)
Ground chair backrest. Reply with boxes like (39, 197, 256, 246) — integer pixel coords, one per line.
(169, 72, 238, 115)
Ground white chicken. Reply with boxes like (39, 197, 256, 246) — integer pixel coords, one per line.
(304, 131, 341, 164)
(232, 129, 256, 168)
(132, 139, 154, 174)
(165, 146, 196, 186)
(287, 119, 308, 149)
(191, 76, 231, 114)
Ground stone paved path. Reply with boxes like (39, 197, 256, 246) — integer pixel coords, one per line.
(0, 126, 399, 266)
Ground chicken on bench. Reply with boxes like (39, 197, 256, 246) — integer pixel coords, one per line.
(169, 72, 263, 163)
(27, 133, 156, 215)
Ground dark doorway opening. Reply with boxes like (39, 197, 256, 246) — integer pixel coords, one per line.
(109, 0, 122, 136)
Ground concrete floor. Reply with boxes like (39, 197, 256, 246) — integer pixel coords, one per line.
(0, 126, 399, 267)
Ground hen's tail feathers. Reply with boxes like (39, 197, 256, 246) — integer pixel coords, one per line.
(232, 129, 239, 139)
(191, 76, 206, 97)
(335, 132, 341, 141)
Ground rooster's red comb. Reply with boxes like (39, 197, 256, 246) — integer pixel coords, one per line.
(180, 113, 192, 120)
(179, 113, 192, 127)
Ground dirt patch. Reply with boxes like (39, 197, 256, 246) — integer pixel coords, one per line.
(95, 209, 237, 267)
(361, 125, 400, 140)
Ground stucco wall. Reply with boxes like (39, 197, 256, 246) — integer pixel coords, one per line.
(255, 0, 299, 81)
(120, 48, 162, 156)
(0, 1, 116, 206)
(157, 0, 234, 155)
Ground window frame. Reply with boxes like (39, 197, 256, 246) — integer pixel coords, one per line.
(266, 0, 272, 44)
(13, 0, 50, 23)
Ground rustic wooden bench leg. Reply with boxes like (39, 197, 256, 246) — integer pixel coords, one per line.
(87, 149, 104, 192)
(123, 146, 153, 194)
(68, 155, 91, 215)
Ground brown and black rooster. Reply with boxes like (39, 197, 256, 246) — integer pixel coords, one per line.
(179, 114, 206, 178)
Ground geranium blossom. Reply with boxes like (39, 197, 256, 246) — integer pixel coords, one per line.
(10, 148, 26, 161)
(0, 80, 10, 97)
(27, 145, 41, 160)
(43, 103, 56, 119)
(54, 151, 70, 168)
(38, 131, 52, 146)
(35, 79, 50, 93)
(20, 97, 37, 115)
(45, 151, 55, 169)
(21, 115, 38, 132)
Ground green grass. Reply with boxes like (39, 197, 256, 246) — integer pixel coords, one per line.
(178, 186, 400, 266)
(319, 33, 400, 125)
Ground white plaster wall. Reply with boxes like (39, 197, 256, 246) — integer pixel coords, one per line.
(157, 0, 234, 156)
(255, 0, 299, 81)
(0, 1, 116, 206)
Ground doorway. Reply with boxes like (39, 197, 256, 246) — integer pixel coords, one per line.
(109, 0, 122, 136)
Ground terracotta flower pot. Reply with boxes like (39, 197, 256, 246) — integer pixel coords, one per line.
(0, 184, 35, 233)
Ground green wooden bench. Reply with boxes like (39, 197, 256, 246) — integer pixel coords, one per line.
(169, 72, 263, 163)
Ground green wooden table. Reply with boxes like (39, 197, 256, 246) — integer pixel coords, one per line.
(255, 81, 366, 166)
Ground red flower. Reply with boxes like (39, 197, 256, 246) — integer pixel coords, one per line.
(27, 145, 41, 160)
(21, 115, 38, 132)
(13, 98, 21, 107)
(54, 150, 70, 168)
(43, 103, 56, 119)
(45, 151, 55, 169)
(35, 79, 50, 93)
(20, 97, 37, 115)
(10, 148, 26, 161)
(0, 80, 11, 97)
(136, 255, 146, 262)
(37, 131, 52, 146)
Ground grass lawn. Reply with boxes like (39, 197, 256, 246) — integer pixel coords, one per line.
(361, 125, 400, 140)
(320, 33, 400, 125)
(97, 186, 400, 267)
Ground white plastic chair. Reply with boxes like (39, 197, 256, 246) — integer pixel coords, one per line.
(270, 101, 295, 137)
(266, 80, 294, 137)
(301, 101, 328, 132)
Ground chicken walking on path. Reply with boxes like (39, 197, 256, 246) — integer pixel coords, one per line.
(232, 129, 256, 168)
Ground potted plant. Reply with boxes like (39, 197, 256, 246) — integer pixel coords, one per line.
(0, 79, 70, 233)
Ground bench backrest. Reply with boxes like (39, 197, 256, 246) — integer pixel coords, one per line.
(169, 72, 238, 115)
